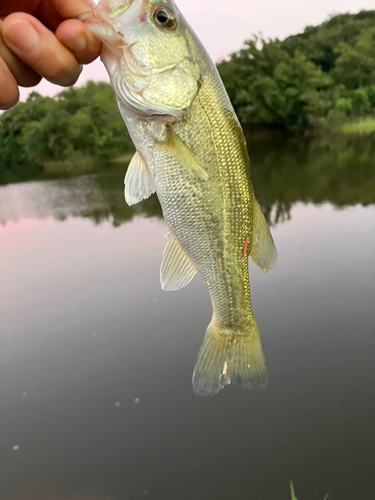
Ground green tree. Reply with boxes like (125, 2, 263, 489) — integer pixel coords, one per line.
(332, 27, 375, 89)
(281, 10, 375, 72)
(218, 10, 375, 129)
(219, 37, 332, 128)
(0, 81, 134, 177)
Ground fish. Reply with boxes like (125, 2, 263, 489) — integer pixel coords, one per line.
(83, 0, 277, 396)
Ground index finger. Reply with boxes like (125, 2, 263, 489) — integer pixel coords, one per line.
(46, 0, 95, 19)
(3, 13, 82, 86)
(0, 1, 41, 17)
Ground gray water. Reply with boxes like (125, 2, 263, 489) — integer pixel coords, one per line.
(1, 135, 375, 500)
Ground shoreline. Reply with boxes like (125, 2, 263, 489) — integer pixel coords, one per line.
(1, 121, 373, 186)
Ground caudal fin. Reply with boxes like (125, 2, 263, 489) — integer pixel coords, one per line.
(192, 318, 267, 396)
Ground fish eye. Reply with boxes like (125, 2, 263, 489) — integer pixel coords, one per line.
(153, 7, 177, 29)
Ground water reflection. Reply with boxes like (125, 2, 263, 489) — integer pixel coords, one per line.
(249, 134, 375, 225)
(1, 135, 374, 227)
(0, 171, 162, 227)
(1, 135, 375, 500)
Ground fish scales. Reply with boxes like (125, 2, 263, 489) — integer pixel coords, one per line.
(84, 0, 277, 395)
(149, 71, 252, 328)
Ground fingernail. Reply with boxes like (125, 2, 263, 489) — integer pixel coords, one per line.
(63, 33, 87, 53)
(6, 19, 40, 53)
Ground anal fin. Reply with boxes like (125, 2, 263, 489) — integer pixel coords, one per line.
(160, 233, 197, 291)
(124, 151, 156, 206)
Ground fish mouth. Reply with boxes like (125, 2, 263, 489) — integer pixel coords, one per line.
(76, 10, 97, 23)
(94, 0, 134, 22)
(77, 0, 134, 24)
(94, 0, 131, 16)
(78, 0, 141, 53)
(108, 1, 132, 18)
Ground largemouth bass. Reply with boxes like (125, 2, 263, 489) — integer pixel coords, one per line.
(84, 0, 277, 395)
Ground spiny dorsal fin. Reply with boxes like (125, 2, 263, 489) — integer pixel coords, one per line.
(249, 195, 277, 273)
(156, 128, 209, 181)
(124, 151, 156, 206)
(160, 233, 197, 291)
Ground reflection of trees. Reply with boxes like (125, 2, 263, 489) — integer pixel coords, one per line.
(2, 135, 374, 228)
(78, 166, 163, 226)
(54, 135, 375, 228)
(80, 194, 163, 227)
(249, 134, 375, 225)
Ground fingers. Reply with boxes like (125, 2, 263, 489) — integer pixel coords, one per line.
(56, 19, 101, 65)
(0, 1, 41, 17)
(2, 13, 82, 87)
(46, 0, 96, 19)
(0, 20, 42, 87)
(35, 0, 64, 31)
(0, 0, 100, 110)
(0, 56, 19, 109)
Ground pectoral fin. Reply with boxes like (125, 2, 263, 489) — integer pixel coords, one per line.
(249, 195, 277, 273)
(156, 129, 209, 181)
(124, 151, 156, 206)
(161, 233, 197, 291)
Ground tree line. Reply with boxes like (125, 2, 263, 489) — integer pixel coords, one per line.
(0, 81, 134, 179)
(1, 10, 374, 178)
(218, 10, 375, 129)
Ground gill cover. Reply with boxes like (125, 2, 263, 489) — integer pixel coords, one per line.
(85, 0, 200, 117)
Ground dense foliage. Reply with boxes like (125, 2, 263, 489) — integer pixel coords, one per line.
(217, 10, 375, 129)
(1, 10, 375, 178)
(0, 81, 133, 177)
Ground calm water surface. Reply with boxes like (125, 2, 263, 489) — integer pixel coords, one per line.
(1, 136, 375, 499)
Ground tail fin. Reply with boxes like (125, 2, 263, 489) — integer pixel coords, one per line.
(192, 318, 267, 396)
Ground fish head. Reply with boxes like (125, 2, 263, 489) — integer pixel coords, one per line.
(84, 0, 202, 118)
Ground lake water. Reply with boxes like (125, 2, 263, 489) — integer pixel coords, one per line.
(1, 135, 375, 500)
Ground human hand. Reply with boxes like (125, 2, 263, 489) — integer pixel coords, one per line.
(0, 0, 101, 109)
